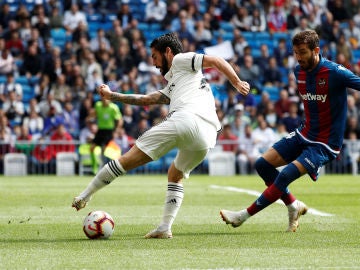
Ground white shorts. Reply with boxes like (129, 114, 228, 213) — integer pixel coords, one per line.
(136, 111, 218, 178)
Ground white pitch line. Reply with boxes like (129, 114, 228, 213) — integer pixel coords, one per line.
(210, 184, 334, 217)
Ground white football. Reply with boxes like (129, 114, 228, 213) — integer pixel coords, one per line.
(83, 210, 115, 239)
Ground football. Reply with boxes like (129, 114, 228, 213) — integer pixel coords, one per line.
(83, 210, 115, 239)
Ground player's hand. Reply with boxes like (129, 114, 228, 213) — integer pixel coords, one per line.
(237, 81, 250, 96)
(97, 84, 112, 100)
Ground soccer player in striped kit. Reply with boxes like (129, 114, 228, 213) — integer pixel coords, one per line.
(72, 32, 250, 238)
(221, 30, 360, 232)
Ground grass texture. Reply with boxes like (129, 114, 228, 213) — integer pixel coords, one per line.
(0, 174, 359, 269)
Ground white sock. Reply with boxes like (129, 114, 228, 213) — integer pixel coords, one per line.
(287, 200, 298, 211)
(158, 182, 184, 231)
(79, 160, 126, 200)
(240, 209, 251, 220)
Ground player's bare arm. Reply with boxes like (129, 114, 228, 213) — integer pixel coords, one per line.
(202, 55, 250, 96)
(97, 84, 170, 105)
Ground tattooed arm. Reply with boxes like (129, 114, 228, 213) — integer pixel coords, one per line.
(97, 84, 170, 105)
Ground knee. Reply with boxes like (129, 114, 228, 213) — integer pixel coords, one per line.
(254, 157, 267, 174)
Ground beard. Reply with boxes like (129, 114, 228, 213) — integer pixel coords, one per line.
(161, 56, 169, 76)
(300, 53, 317, 71)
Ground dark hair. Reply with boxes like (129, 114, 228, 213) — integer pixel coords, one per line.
(292, 30, 319, 50)
(150, 32, 183, 55)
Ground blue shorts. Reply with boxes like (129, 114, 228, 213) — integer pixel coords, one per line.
(273, 131, 337, 181)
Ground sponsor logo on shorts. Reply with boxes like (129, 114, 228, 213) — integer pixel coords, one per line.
(305, 157, 315, 169)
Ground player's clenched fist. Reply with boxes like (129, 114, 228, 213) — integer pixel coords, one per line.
(97, 84, 112, 100)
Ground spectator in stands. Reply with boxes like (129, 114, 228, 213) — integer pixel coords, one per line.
(255, 43, 271, 72)
(116, 3, 134, 30)
(256, 91, 271, 117)
(231, 106, 250, 139)
(238, 54, 262, 95)
(0, 3, 14, 30)
(30, 136, 55, 174)
(14, 125, 33, 156)
(90, 28, 111, 53)
(264, 101, 277, 129)
(19, 18, 32, 44)
(71, 20, 91, 45)
(218, 123, 239, 153)
(61, 101, 79, 139)
(193, 19, 212, 50)
(231, 6, 251, 32)
(221, 0, 238, 22)
(20, 40, 43, 81)
(252, 115, 277, 155)
(267, 2, 287, 33)
(113, 126, 134, 154)
(343, 19, 360, 50)
(38, 91, 62, 119)
(79, 117, 98, 145)
(347, 94, 358, 120)
(52, 73, 71, 103)
(22, 106, 44, 141)
(286, 2, 300, 32)
(237, 124, 258, 174)
(5, 30, 24, 59)
(34, 12, 51, 40)
(0, 72, 22, 105)
(273, 38, 291, 68)
(145, 0, 167, 25)
(345, 115, 360, 139)
(249, 7, 267, 32)
(49, 123, 75, 154)
(262, 56, 283, 88)
(231, 29, 248, 60)
(129, 117, 149, 139)
(336, 34, 353, 65)
(2, 89, 24, 127)
(291, 16, 311, 37)
(49, 6, 63, 29)
(114, 37, 136, 79)
(0, 48, 15, 76)
(280, 102, 302, 133)
(0, 115, 12, 174)
(328, 0, 350, 22)
(63, 3, 87, 35)
(170, 9, 195, 35)
(274, 88, 292, 121)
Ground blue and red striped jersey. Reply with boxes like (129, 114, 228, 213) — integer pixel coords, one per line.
(294, 55, 360, 153)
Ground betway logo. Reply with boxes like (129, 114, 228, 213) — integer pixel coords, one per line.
(300, 93, 327, 103)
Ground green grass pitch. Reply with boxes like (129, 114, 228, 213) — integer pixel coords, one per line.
(0, 174, 359, 269)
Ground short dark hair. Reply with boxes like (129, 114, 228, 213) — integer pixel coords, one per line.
(292, 30, 319, 50)
(150, 32, 183, 55)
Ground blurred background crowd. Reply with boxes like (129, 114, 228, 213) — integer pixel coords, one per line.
(1, 0, 360, 174)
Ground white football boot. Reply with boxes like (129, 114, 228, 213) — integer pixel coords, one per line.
(144, 228, 173, 239)
(287, 200, 308, 232)
(220, 209, 248, 228)
(72, 196, 91, 211)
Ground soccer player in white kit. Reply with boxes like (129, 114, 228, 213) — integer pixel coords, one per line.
(72, 32, 250, 238)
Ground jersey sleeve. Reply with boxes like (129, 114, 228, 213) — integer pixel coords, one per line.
(337, 65, 360, 90)
(173, 52, 204, 72)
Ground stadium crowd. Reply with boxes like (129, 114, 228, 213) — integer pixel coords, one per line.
(1, 0, 360, 174)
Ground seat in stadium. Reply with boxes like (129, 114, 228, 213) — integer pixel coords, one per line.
(4, 153, 27, 176)
(56, 152, 78, 176)
(207, 151, 236, 176)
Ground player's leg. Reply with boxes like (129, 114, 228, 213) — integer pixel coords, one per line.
(221, 160, 307, 229)
(145, 148, 208, 239)
(256, 148, 297, 205)
(72, 145, 152, 210)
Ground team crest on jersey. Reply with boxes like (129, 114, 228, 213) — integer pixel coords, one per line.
(318, 78, 326, 87)
(167, 83, 175, 94)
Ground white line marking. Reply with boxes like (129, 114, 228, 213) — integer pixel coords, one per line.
(210, 185, 334, 217)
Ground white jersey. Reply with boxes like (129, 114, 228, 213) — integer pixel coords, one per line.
(159, 52, 221, 131)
